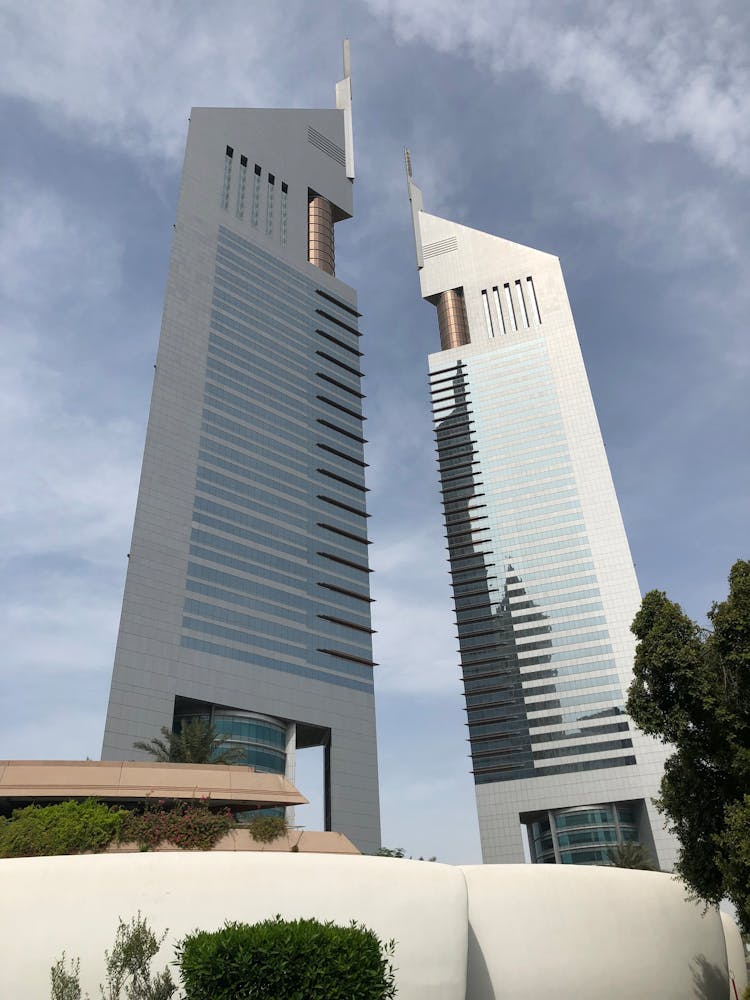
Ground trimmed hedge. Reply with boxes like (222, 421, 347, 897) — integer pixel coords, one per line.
(177, 916, 397, 999)
(0, 799, 125, 858)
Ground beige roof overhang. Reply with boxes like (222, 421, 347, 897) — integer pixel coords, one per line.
(0, 760, 308, 809)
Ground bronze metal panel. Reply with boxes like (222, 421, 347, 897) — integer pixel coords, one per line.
(436, 288, 470, 350)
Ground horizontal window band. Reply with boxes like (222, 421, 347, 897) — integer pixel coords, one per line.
(316, 349, 363, 377)
(429, 362, 466, 379)
(316, 372, 365, 399)
(317, 522, 371, 546)
(439, 460, 480, 477)
(433, 401, 472, 416)
(451, 576, 498, 591)
(316, 443, 367, 468)
(444, 497, 487, 514)
(316, 308, 361, 337)
(432, 388, 470, 404)
(318, 648, 377, 667)
(460, 644, 514, 661)
(430, 382, 469, 397)
(316, 333, 363, 360)
(441, 480, 483, 496)
(453, 577, 500, 601)
(449, 549, 494, 565)
(445, 504, 488, 524)
(315, 288, 362, 318)
(460, 656, 511, 673)
(318, 581, 374, 603)
(317, 395, 365, 421)
(457, 625, 503, 641)
(317, 468, 369, 493)
(317, 494, 370, 518)
(456, 611, 501, 627)
(318, 551, 372, 574)
(318, 614, 375, 635)
(434, 427, 476, 444)
(445, 515, 490, 533)
(462, 666, 515, 683)
(317, 419, 367, 444)
(433, 413, 473, 429)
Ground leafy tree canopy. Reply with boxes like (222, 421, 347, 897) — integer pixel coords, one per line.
(133, 717, 245, 766)
(626, 559, 750, 929)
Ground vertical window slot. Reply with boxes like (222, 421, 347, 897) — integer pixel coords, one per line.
(236, 155, 247, 219)
(266, 173, 275, 235)
(251, 164, 261, 227)
(527, 276, 542, 324)
(492, 287, 506, 335)
(504, 283, 518, 331)
(515, 279, 530, 328)
(280, 182, 288, 245)
(481, 289, 494, 338)
(221, 146, 233, 211)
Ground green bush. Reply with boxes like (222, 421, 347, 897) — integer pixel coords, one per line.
(0, 799, 125, 858)
(50, 913, 175, 1000)
(176, 916, 397, 999)
(246, 815, 287, 843)
(120, 801, 232, 851)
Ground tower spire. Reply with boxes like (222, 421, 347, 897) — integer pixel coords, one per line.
(404, 147, 424, 268)
(336, 40, 354, 179)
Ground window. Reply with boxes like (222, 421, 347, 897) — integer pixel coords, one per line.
(221, 146, 233, 211)
(236, 155, 247, 219)
(527, 276, 542, 323)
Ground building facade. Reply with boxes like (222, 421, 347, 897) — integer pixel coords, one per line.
(102, 48, 381, 853)
(406, 155, 675, 868)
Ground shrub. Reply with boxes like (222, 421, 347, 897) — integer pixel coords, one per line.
(50, 914, 174, 1000)
(100, 913, 176, 1000)
(50, 953, 83, 1000)
(177, 916, 397, 1000)
(120, 801, 232, 851)
(246, 815, 287, 843)
(0, 799, 125, 858)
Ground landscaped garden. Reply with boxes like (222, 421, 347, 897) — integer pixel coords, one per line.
(0, 797, 289, 857)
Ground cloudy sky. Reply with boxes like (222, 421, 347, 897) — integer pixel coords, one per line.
(1, 0, 748, 863)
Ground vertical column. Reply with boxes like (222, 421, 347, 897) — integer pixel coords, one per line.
(308, 193, 335, 275)
(436, 288, 470, 350)
(285, 722, 297, 826)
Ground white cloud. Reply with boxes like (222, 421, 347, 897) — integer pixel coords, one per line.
(365, 0, 750, 177)
(0, 182, 140, 563)
(0, 0, 340, 162)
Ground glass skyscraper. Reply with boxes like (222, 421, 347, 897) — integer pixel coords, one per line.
(406, 154, 675, 867)
(102, 48, 381, 853)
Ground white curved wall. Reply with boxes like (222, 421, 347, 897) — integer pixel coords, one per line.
(720, 911, 747, 999)
(0, 854, 735, 1000)
(0, 853, 468, 1000)
(461, 864, 729, 1000)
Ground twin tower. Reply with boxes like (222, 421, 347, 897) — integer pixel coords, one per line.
(102, 48, 674, 868)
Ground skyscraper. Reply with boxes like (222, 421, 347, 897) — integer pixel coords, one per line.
(406, 154, 675, 868)
(102, 46, 381, 853)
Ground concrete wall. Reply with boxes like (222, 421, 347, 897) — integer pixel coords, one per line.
(462, 864, 730, 1000)
(720, 910, 748, 998)
(0, 854, 739, 999)
(0, 853, 467, 999)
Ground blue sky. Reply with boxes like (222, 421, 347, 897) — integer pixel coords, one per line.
(1, 0, 748, 863)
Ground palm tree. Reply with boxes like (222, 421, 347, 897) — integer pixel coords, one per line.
(607, 841, 657, 870)
(133, 717, 246, 765)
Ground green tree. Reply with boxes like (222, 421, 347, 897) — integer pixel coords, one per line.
(133, 717, 245, 765)
(607, 842, 656, 870)
(626, 559, 750, 929)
